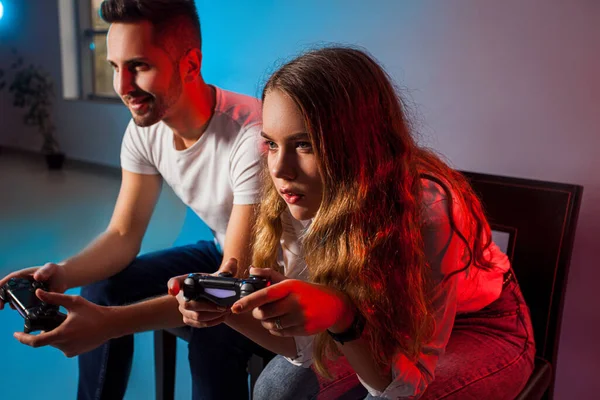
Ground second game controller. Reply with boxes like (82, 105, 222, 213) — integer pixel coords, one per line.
(0, 278, 67, 333)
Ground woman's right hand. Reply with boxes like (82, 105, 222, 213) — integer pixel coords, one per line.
(167, 258, 238, 329)
(0, 263, 68, 310)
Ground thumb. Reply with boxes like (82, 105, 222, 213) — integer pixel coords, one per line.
(33, 263, 59, 282)
(218, 258, 238, 277)
(249, 267, 287, 284)
(35, 289, 76, 310)
(167, 274, 188, 296)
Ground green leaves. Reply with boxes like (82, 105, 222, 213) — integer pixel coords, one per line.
(0, 49, 59, 153)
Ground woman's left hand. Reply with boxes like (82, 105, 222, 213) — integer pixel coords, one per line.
(232, 267, 355, 336)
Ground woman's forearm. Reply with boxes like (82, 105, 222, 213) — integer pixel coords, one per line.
(225, 312, 297, 357)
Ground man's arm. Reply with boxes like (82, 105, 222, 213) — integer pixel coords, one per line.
(96, 203, 259, 338)
(60, 170, 162, 288)
(220, 203, 258, 277)
(13, 180, 261, 354)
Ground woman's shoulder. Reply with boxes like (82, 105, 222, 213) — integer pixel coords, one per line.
(420, 175, 455, 225)
(421, 176, 449, 206)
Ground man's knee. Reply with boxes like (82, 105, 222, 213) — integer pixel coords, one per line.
(81, 277, 125, 306)
(80, 259, 144, 306)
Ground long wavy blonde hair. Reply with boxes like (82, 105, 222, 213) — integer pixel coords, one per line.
(253, 47, 493, 376)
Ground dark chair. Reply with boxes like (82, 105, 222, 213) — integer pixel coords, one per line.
(154, 326, 274, 400)
(461, 171, 582, 400)
(153, 205, 275, 400)
(154, 171, 583, 400)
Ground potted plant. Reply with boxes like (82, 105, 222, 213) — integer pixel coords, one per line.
(0, 49, 64, 169)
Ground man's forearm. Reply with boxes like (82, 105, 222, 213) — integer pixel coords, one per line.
(60, 229, 140, 289)
(108, 295, 185, 338)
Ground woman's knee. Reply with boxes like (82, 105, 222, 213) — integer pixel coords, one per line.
(253, 356, 319, 400)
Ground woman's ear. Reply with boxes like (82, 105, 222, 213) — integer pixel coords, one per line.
(181, 48, 202, 83)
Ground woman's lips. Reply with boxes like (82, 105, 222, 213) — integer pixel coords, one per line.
(281, 192, 304, 204)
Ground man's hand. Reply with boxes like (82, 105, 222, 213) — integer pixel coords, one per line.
(0, 263, 68, 310)
(13, 290, 116, 358)
(168, 258, 240, 329)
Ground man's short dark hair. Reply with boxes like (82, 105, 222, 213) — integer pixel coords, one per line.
(100, 0, 202, 60)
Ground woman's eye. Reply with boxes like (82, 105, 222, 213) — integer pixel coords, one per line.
(132, 63, 149, 71)
(297, 141, 312, 150)
(265, 140, 277, 149)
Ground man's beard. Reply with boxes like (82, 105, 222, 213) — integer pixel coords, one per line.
(131, 97, 161, 127)
(130, 74, 182, 127)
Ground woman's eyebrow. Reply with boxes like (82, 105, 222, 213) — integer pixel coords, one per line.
(260, 131, 309, 140)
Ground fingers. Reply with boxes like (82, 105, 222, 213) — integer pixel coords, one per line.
(0, 267, 38, 288)
(231, 280, 294, 314)
(168, 274, 189, 296)
(248, 267, 287, 283)
(178, 298, 228, 313)
(35, 290, 78, 310)
(181, 309, 229, 329)
(13, 330, 77, 358)
(13, 329, 60, 348)
(174, 289, 230, 329)
(178, 299, 230, 328)
(33, 263, 59, 282)
(259, 313, 310, 337)
(218, 258, 238, 277)
(175, 291, 227, 312)
(251, 296, 305, 335)
(265, 324, 309, 337)
(252, 294, 298, 321)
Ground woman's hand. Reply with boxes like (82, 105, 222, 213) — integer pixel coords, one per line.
(231, 268, 356, 337)
(167, 258, 242, 329)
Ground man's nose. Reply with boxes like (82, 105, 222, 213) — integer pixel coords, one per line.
(114, 69, 135, 97)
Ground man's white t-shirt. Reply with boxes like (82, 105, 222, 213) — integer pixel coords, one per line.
(120, 86, 262, 248)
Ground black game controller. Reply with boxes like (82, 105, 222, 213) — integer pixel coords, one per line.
(0, 278, 67, 333)
(182, 272, 270, 307)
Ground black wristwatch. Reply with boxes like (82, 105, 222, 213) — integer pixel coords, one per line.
(327, 310, 366, 345)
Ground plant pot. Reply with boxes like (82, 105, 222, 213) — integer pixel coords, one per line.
(45, 152, 65, 170)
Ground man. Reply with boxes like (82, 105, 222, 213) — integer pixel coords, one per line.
(0, 1, 264, 399)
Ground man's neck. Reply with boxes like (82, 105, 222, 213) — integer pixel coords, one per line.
(165, 83, 216, 150)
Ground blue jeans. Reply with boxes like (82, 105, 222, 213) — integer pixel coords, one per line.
(253, 274, 535, 399)
(77, 241, 263, 400)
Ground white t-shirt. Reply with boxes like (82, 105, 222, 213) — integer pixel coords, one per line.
(120, 86, 262, 248)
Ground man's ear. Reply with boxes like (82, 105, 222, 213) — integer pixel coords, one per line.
(181, 48, 202, 83)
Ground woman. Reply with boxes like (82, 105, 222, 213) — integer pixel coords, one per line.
(170, 47, 535, 399)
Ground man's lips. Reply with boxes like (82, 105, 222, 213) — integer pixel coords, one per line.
(126, 96, 151, 109)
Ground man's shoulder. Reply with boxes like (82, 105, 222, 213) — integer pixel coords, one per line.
(214, 86, 262, 129)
